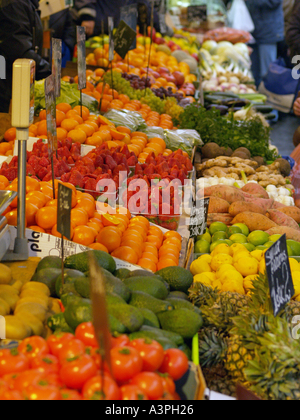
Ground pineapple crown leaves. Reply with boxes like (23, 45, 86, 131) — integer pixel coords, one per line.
(248, 273, 274, 315)
(188, 282, 219, 309)
(198, 327, 228, 368)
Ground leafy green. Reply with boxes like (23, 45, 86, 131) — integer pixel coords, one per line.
(174, 103, 278, 160)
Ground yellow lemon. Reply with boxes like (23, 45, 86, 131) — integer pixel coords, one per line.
(289, 258, 300, 273)
(216, 264, 237, 279)
(203, 272, 217, 282)
(212, 279, 222, 290)
(243, 275, 259, 292)
(292, 272, 300, 298)
(230, 243, 249, 255)
(190, 259, 212, 276)
(219, 270, 244, 285)
(250, 250, 264, 262)
(259, 258, 266, 274)
(211, 244, 232, 258)
(199, 254, 212, 265)
(222, 279, 245, 295)
(234, 257, 259, 277)
(233, 251, 251, 264)
(193, 273, 212, 287)
(211, 254, 234, 272)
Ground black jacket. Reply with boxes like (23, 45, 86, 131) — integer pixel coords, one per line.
(50, 9, 76, 52)
(0, 0, 51, 113)
(286, 0, 300, 59)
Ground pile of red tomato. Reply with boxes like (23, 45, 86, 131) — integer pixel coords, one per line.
(0, 322, 189, 400)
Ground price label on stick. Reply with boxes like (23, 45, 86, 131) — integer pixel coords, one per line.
(120, 4, 138, 50)
(44, 74, 57, 159)
(189, 197, 210, 239)
(108, 17, 114, 63)
(57, 183, 72, 241)
(265, 234, 294, 317)
(77, 26, 86, 91)
(52, 38, 62, 98)
(113, 20, 137, 60)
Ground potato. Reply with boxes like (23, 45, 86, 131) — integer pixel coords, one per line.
(231, 212, 278, 232)
(204, 185, 245, 204)
(207, 213, 233, 226)
(266, 227, 300, 242)
(243, 196, 274, 213)
(277, 207, 300, 224)
(241, 184, 269, 199)
(229, 201, 266, 217)
(266, 209, 300, 231)
(208, 196, 230, 214)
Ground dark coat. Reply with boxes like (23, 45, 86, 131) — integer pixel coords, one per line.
(0, 0, 51, 113)
(49, 9, 77, 52)
(246, 0, 285, 44)
(286, 0, 300, 58)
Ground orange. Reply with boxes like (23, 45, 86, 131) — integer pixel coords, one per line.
(148, 226, 164, 239)
(147, 235, 163, 249)
(25, 177, 40, 194)
(120, 239, 144, 260)
(110, 129, 126, 141)
(28, 226, 46, 233)
(157, 258, 178, 271)
(87, 221, 102, 234)
(46, 199, 58, 207)
(163, 237, 182, 251)
(101, 214, 121, 227)
(85, 120, 99, 131)
(75, 198, 95, 219)
(56, 103, 72, 114)
(73, 105, 90, 121)
(29, 124, 38, 137)
(39, 184, 55, 201)
(131, 132, 148, 141)
(79, 192, 95, 203)
(25, 202, 39, 226)
(138, 258, 157, 273)
(51, 224, 74, 240)
(61, 118, 79, 132)
(159, 244, 180, 259)
(4, 128, 17, 142)
(112, 246, 139, 265)
(116, 207, 131, 219)
(0, 176, 9, 188)
(57, 127, 68, 141)
(71, 208, 89, 227)
(35, 206, 57, 230)
(68, 129, 87, 144)
(66, 111, 84, 125)
(73, 226, 96, 246)
(5, 210, 19, 226)
(96, 227, 121, 253)
(130, 215, 150, 229)
(89, 218, 104, 230)
(125, 225, 147, 241)
(114, 214, 130, 228)
(118, 94, 130, 105)
(142, 252, 158, 264)
(39, 110, 47, 121)
(89, 243, 109, 252)
(26, 191, 48, 209)
(164, 231, 182, 241)
(77, 124, 95, 137)
(37, 120, 48, 137)
(56, 110, 66, 127)
(95, 202, 114, 215)
(143, 243, 159, 255)
(148, 142, 164, 155)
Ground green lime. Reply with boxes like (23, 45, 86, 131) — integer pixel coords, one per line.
(197, 231, 212, 244)
(210, 240, 228, 253)
(269, 234, 281, 243)
(248, 231, 269, 247)
(264, 241, 275, 249)
(256, 246, 268, 251)
(229, 233, 248, 244)
(287, 245, 294, 257)
(232, 224, 249, 237)
(287, 240, 300, 257)
(209, 222, 228, 236)
(194, 240, 211, 255)
(243, 243, 256, 252)
(212, 231, 228, 242)
(224, 240, 234, 247)
(227, 226, 242, 236)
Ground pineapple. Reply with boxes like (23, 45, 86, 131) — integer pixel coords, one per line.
(198, 327, 228, 368)
(225, 335, 253, 383)
(188, 282, 219, 308)
(203, 366, 237, 398)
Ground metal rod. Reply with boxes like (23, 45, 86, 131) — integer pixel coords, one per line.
(17, 140, 27, 240)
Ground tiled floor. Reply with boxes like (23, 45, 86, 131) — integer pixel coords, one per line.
(270, 112, 299, 157)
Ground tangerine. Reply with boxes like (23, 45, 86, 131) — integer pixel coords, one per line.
(137, 258, 157, 273)
(35, 206, 57, 230)
(89, 243, 109, 253)
(73, 226, 96, 246)
(71, 208, 89, 227)
(112, 246, 139, 265)
(96, 227, 121, 253)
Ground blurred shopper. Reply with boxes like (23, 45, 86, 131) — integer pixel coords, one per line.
(277, 0, 295, 66)
(73, 0, 160, 38)
(286, 0, 300, 61)
(0, 0, 51, 113)
(246, 0, 285, 87)
(50, 9, 76, 67)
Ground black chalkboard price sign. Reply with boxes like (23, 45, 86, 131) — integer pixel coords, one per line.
(187, 5, 207, 22)
(265, 234, 294, 317)
(114, 20, 137, 60)
(120, 4, 138, 50)
(57, 183, 72, 241)
(189, 197, 210, 239)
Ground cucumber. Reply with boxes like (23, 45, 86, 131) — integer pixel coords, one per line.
(204, 91, 240, 98)
(264, 113, 277, 120)
(252, 104, 274, 114)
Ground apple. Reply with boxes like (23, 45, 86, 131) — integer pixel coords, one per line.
(192, 53, 199, 62)
(152, 71, 161, 79)
(155, 37, 166, 45)
(172, 71, 185, 87)
(168, 41, 176, 48)
(171, 45, 181, 52)
(148, 26, 156, 42)
(165, 75, 177, 84)
(158, 67, 170, 75)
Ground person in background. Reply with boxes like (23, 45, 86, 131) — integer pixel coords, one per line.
(277, 0, 295, 66)
(73, 0, 160, 38)
(0, 0, 51, 113)
(245, 0, 285, 87)
(50, 9, 76, 68)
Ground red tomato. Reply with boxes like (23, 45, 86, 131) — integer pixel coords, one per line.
(18, 336, 49, 361)
(0, 349, 30, 376)
(46, 332, 74, 357)
(30, 354, 59, 374)
(81, 374, 121, 400)
(59, 354, 97, 390)
(160, 374, 176, 395)
(86, 347, 111, 375)
(24, 383, 61, 401)
(75, 322, 98, 348)
(131, 372, 164, 400)
(57, 338, 86, 364)
(129, 338, 165, 372)
(60, 389, 82, 400)
(14, 369, 45, 392)
(159, 349, 189, 381)
(111, 334, 130, 349)
(2, 373, 20, 390)
(120, 384, 149, 401)
(158, 391, 176, 400)
(111, 346, 143, 383)
(0, 389, 23, 400)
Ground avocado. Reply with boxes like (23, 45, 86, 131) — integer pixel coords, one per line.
(60, 293, 91, 308)
(129, 291, 174, 314)
(114, 268, 131, 280)
(60, 279, 82, 298)
(74, 277, 91, 299)
(106, 292, 127, 306)
(36, 256, 62, 272)
(64, 299, 92, 330)
(166, 297, 202, 315)
(129, 270, 155, 278)
(64, 250, 116, 274)
(109, 314, 127, 335)
(140, 325, 184, 346)
(31, 268, 61, 297)
(123, 277, 169, 300)
(139, 308, 160, 328)
(55, 269, 86, 298)
(167, 291, 190, 301)
(108, 304, 144, 333)
(156, 267, 193, 294)
(157, 309, 203, 340)
(47, 312, 74, 333)
(104, 273, 131, 302)
(178, 344, 192, 361)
